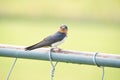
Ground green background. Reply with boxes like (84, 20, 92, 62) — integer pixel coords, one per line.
(0, 0, 120, 80)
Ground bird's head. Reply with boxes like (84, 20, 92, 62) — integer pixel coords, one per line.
(59, 24, 68, 34)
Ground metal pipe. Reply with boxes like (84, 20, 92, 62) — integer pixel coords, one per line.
(0, 44, 120, 68)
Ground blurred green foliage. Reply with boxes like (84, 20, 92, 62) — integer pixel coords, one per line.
(0, 0, 120, 80)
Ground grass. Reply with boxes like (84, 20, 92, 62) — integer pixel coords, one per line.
(0, 18, 120, 80)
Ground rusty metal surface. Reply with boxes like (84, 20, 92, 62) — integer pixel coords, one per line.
(0, 44, 120, 68)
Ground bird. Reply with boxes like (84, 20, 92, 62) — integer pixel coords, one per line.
(25, 24, 68, 51)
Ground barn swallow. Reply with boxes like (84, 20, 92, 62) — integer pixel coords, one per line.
(25, 24, 68, 50)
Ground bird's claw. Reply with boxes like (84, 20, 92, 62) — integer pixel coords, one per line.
(52, 48, 62, 52)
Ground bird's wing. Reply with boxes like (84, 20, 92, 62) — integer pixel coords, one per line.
(25, 32, 66, 50)
(25, 36, 55, 50)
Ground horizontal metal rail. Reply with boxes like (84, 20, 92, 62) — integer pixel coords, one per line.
(0, 44, 120, 68)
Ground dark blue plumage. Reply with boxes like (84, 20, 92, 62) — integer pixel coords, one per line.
(25, 25, 68, 50)
(52, 31, 66, 42)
